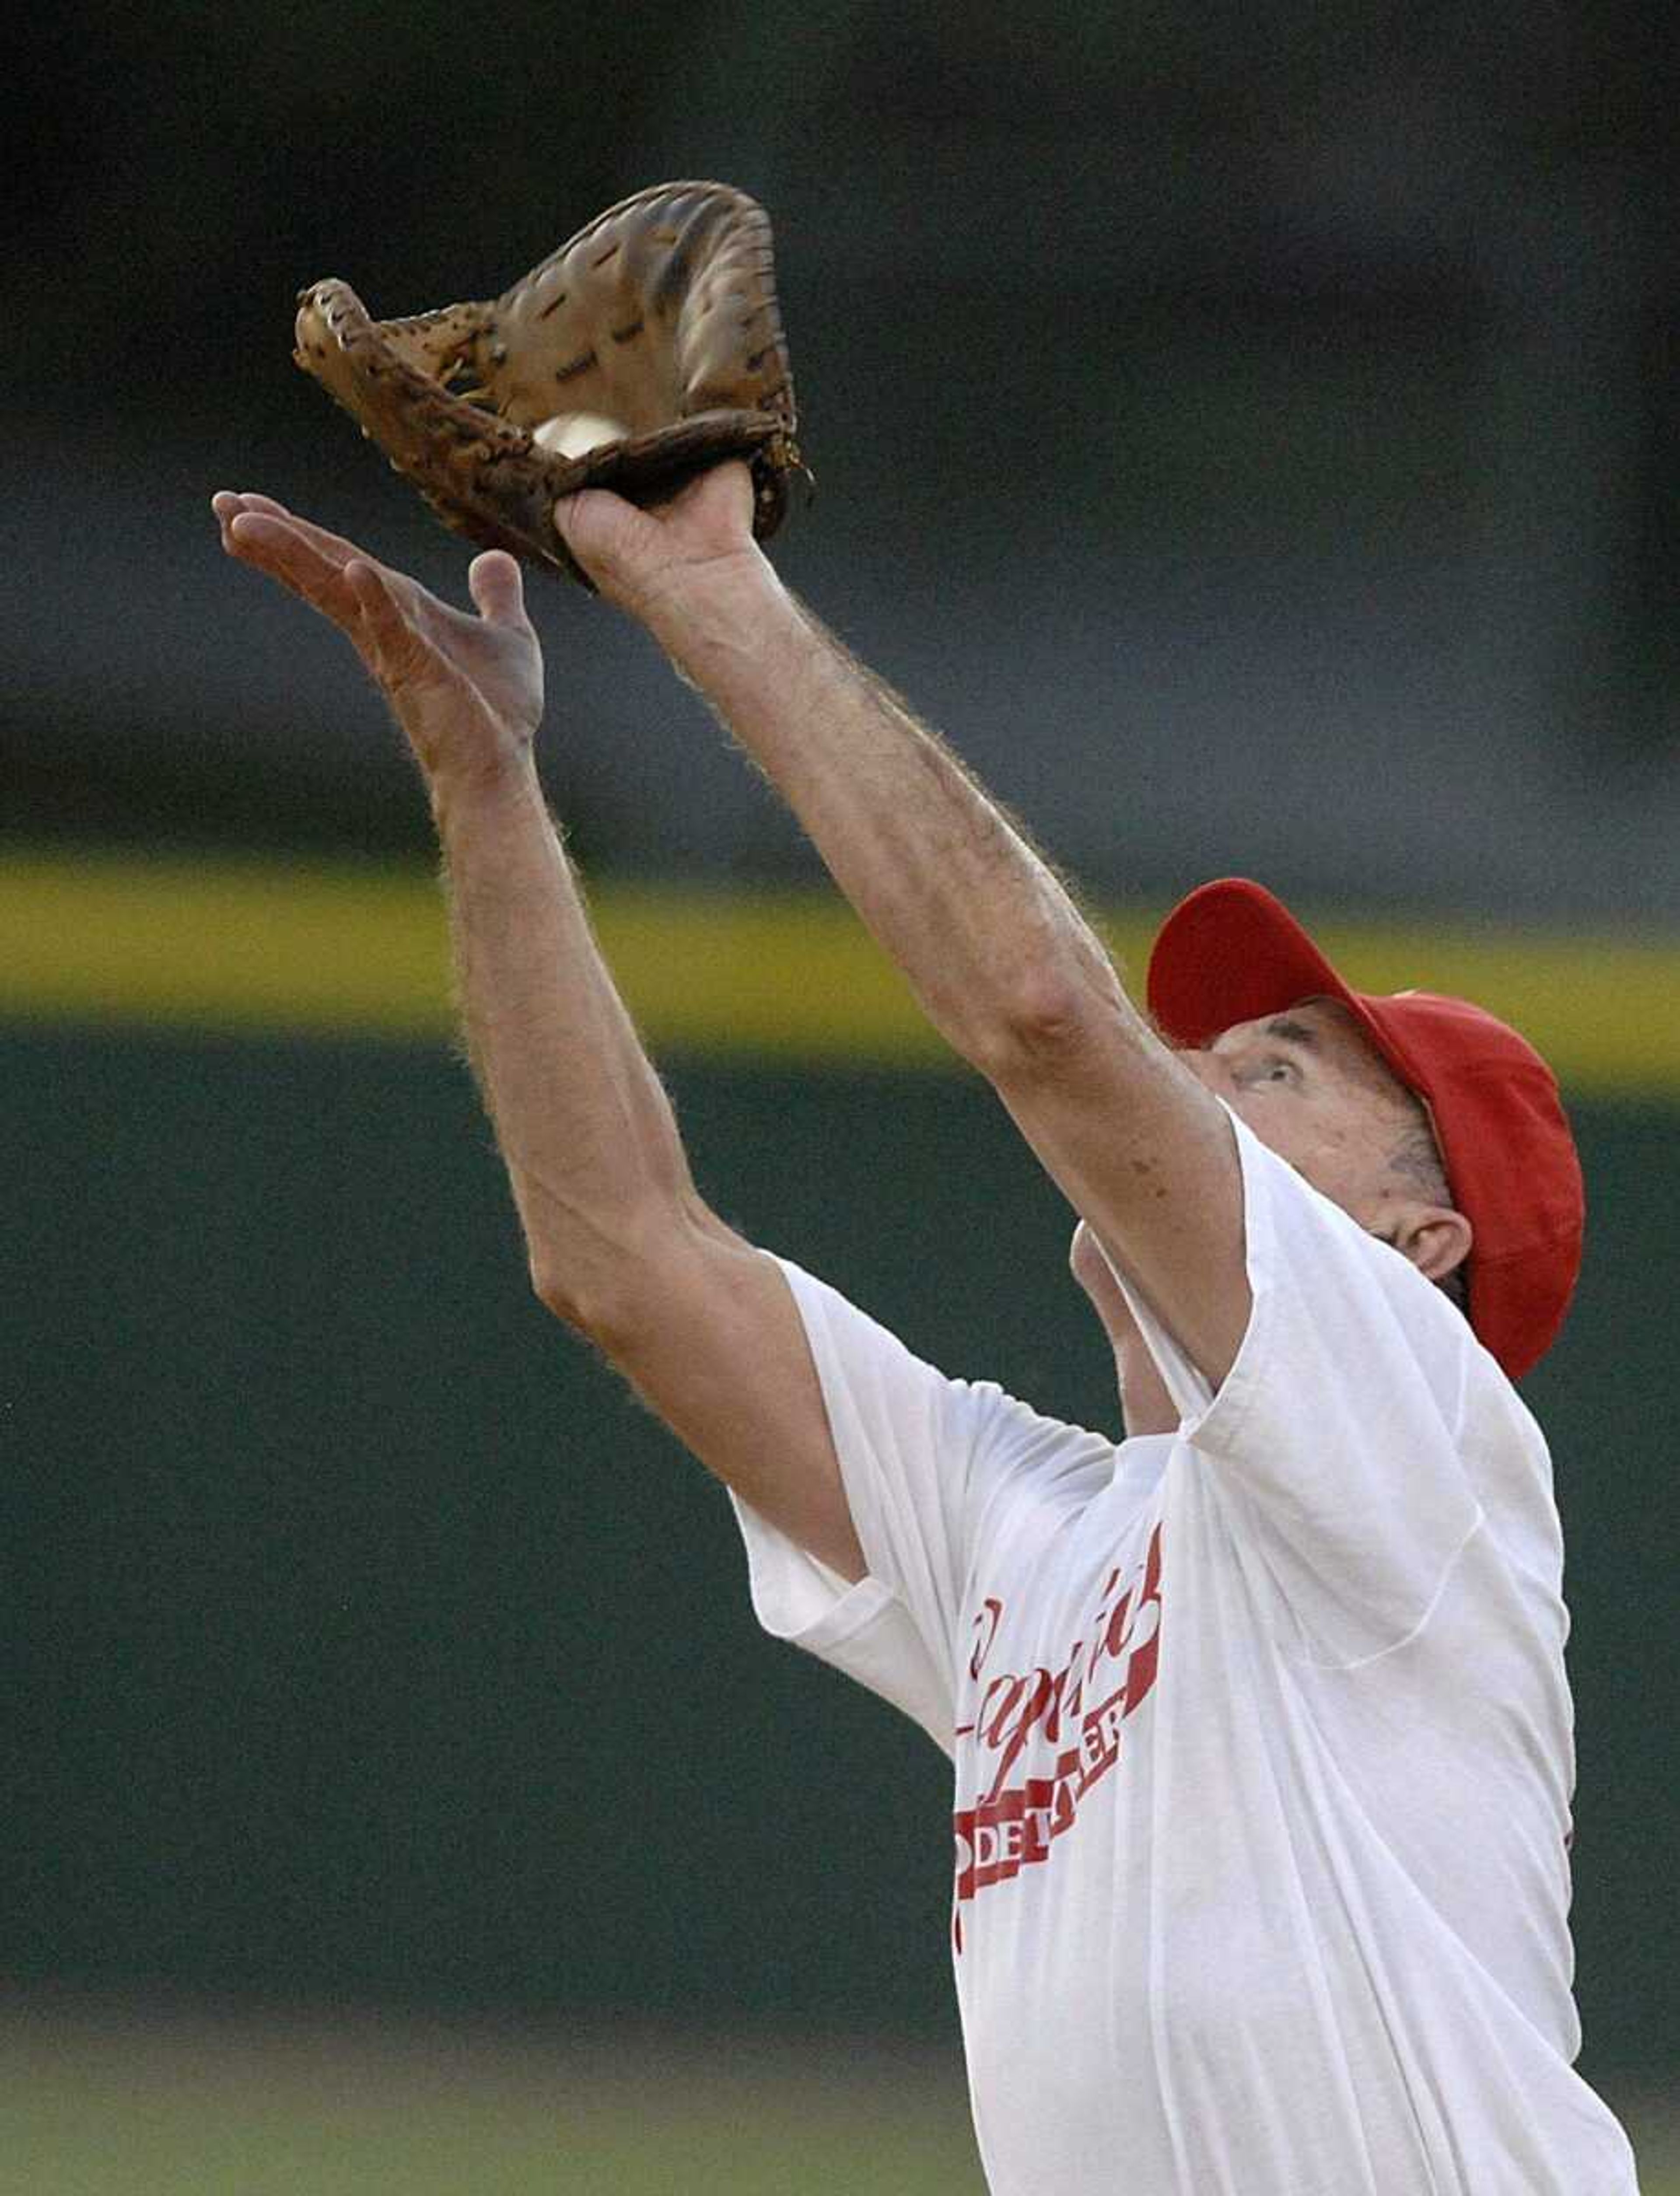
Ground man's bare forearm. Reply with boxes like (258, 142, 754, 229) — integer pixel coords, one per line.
(647, 570, 1130, 1076)
(429, 756, 695, 1324)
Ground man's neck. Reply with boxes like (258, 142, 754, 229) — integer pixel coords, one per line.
(1115, 1325, 1180, 1438)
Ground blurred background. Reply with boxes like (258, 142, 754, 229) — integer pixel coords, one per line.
(4, 1, 1676, 2189)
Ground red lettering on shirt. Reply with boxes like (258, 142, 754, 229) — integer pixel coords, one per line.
(952, 1521, 1163, 1950)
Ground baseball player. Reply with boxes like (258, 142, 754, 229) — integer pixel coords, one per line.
(213, 462, 1642, 2194)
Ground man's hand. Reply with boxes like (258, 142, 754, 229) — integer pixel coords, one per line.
(212, 491, 542, 789)
(553, 461, 771, 631)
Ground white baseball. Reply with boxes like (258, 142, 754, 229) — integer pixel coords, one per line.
(532, 412, 630, 460)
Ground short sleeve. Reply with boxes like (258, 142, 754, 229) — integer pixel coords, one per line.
(1103, 1110, 1488, 1661)
(732, 1258, 1115, 1747)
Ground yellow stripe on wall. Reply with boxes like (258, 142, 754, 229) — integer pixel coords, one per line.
(2, 850, 1676, 1096)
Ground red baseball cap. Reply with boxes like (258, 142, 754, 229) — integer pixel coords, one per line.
(1145, 878, 1584, 1380)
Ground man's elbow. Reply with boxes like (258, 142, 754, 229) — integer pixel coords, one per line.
(527, 1218, 643, 1341)
(528, 1198, 719, 1351)
(968, 964, 1125, 1087)
(529, 1250, 654, 1352)
(530, 1253, 592, 1334)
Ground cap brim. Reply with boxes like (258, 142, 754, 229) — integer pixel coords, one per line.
(1146, 877, 1429, 1099)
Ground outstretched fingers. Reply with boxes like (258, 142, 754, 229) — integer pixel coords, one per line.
(220, 512, 444, 691)
(213, 490, 546, 767)
(212, 491, 537, 705)
(219, 510, 360, 626)
(213, 491, 416, 648)
(213, 490, 373, 574)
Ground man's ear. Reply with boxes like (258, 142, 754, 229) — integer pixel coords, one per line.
(1394, 1205, 1473, 1285)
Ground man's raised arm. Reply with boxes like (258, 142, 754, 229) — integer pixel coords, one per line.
(559, 468, 1250, 1387)
(211, 490, 863, 1580)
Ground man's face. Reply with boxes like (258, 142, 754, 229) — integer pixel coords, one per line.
(1177, 996, 1419, 1223)
(1070, 994, 1468, 1417)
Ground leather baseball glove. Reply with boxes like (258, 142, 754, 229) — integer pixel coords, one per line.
(293, 180, 803, 588)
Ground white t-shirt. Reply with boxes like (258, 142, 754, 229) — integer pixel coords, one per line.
(732, 1111, 1641, 2196)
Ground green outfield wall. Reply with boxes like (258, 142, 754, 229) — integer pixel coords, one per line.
(4, 856, 1675, 2091)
